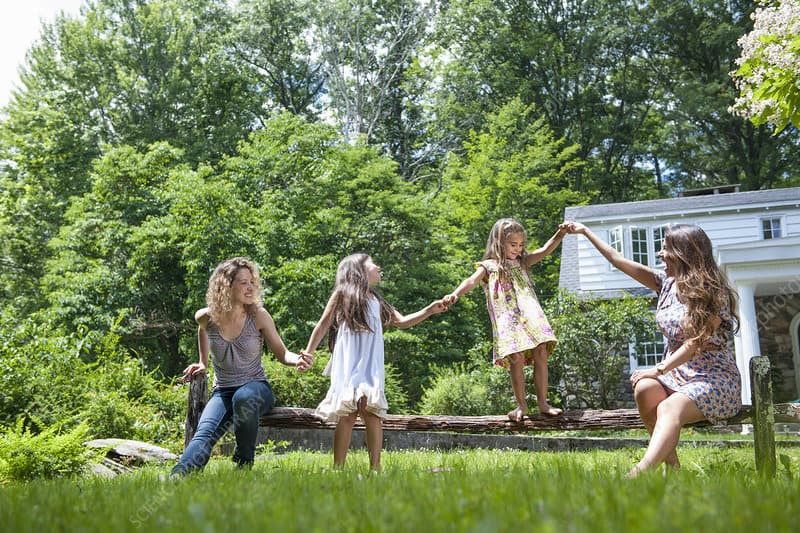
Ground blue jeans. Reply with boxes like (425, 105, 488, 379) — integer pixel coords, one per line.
(172, 380, 274, 475)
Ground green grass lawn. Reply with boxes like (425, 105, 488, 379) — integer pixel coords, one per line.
(2, 447, 799, 532)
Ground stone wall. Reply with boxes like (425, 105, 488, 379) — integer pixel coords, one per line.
(756, 293, 800, 402)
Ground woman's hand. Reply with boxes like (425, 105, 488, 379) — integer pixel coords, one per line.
(630, 367, 659, 389)
(180, 362, 206, 382)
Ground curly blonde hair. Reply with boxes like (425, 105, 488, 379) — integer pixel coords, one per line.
(665, 225, 739, 345)
(205, 257, 263, 324)
(483, 218, 529, 280)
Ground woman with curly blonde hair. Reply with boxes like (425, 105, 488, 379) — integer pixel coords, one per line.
(566, 223, 740, 477)
(172, 257, 312, 475)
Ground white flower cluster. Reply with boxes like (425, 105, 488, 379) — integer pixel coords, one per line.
(729, 0, 800, 130)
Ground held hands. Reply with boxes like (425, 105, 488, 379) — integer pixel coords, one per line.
(428, 299, 449, 314)
(442, 293, 459, 306)
(560, 221, 586, 234)
(295, 350, 315, 373)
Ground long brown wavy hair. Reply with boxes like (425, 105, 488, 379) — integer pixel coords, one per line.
(664, 225, 739, 345)
(330, 253, 394, 333)
(483, 218, 529, 280)
(205, 257, 263, 324)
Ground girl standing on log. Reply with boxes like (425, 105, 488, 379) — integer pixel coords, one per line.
(443, 218, 567, 421)
(302, 253, 447, 471)
(172, 257, 312, 476)
(564, 223, 740, 477)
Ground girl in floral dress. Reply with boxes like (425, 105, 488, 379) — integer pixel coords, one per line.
(566, 222, 740, 476)
(444, 218, 568, 421)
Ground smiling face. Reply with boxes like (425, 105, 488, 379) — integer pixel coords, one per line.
(657, 235, 686, 277)
(503, 232, 525, 261)
(231, 267, 256, 306)
(364, 256, 382, 286)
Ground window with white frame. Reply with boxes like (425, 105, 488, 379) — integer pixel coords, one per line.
(652, 225, 668, 267)
(608, 226, 623, 270)
(629, 330, 666, 369)
(630, 226, 649, 266)
(761, 217, 782, 239)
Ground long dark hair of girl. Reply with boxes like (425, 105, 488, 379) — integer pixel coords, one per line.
(330, 253, 394, 335)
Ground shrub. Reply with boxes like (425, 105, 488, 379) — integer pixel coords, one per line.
(418, 363, 515, 416)
(0, 420, 100, 482)
(546, 292, 653, 409)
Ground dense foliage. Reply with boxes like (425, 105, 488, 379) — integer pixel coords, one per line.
(0, 0, 797, 469)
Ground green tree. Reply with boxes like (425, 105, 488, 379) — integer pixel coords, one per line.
(0, 0, 260, 314)
(229, 0, 325, 120)
(645, 0, 800, 191)
(41, 143, 188, 375)
(314, 0, 433, 184)
(430, 0, 665, 201)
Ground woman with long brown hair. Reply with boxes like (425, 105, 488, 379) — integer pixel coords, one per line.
(565, 223, 741, 476)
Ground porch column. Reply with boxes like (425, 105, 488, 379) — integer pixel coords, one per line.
(736, 282, 760, 405)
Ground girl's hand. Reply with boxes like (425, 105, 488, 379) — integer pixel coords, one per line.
(180, 363, 206, 382)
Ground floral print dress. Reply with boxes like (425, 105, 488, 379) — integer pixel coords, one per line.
(477, 259, 557, 367)
(654, 270, 741, 422)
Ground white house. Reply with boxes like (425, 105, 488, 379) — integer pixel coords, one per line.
(559, 186, 800, 405)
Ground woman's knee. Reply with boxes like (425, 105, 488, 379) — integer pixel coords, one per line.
(634, 379, 666, 407)
(232, 381, 275, 416)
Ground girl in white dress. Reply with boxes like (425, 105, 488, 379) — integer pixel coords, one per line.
(302, 253, 447, 471)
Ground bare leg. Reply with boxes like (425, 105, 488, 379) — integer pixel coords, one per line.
(507, 352, 527, 422)
(333, 411, 358, 468)
(633, 378, 680, 468)
(358, 398, 383, 471)
(628, 392, 704, 477)
(532, 345, 561, 416)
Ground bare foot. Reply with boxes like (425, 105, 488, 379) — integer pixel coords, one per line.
(507, 407, 526, 422)
(625, 461, 654, 478)
(539, 404, 563, 417)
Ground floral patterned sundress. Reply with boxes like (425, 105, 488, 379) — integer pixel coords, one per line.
(654, 270, 741, 422)
(477, 259, 557, 367)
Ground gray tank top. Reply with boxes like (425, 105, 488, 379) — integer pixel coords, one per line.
(206, 313, 267, 388)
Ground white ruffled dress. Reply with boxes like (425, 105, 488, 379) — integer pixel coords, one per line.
(316, 297, 388, 422)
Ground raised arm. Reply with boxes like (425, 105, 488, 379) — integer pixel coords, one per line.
(390, 299, 448, 329)
(254, 307, 312, 372)
(443, 265, 487, 306)
(303, 294, 336, 356)
(523, 225, 569, 267)
(565, 222, 658, 291)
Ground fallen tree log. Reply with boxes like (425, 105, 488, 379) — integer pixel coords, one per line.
(258, 403, 800, 433)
